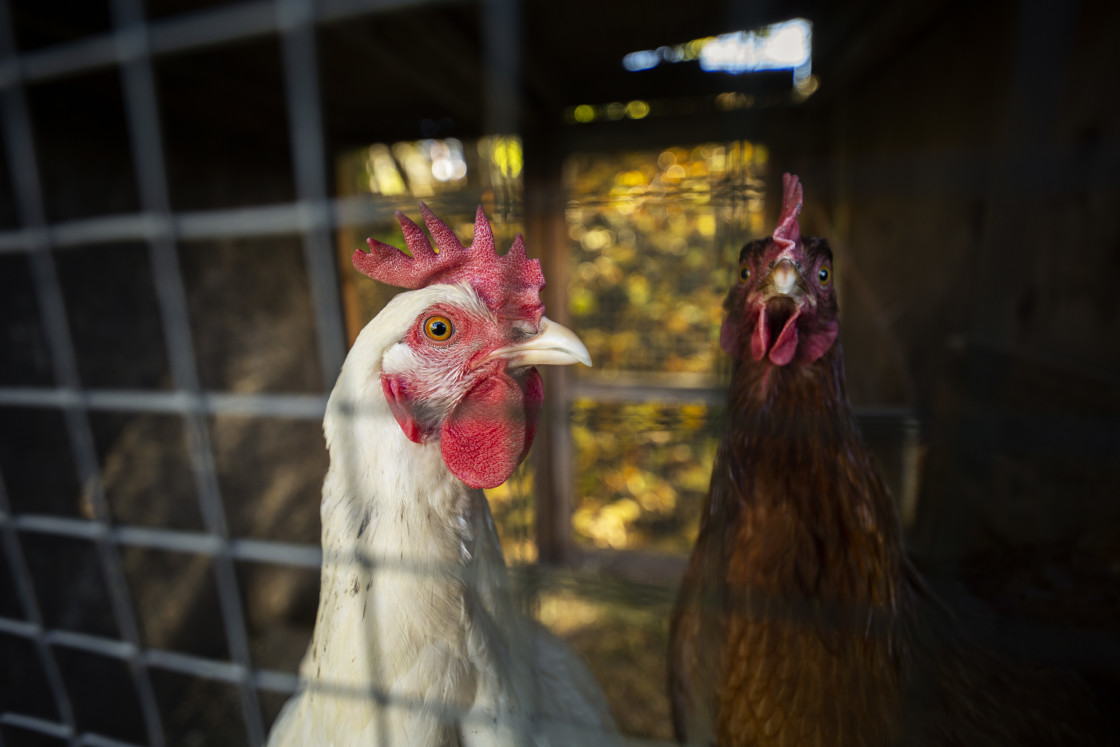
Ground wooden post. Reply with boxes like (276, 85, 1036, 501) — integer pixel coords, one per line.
(524, 128, 573, 566)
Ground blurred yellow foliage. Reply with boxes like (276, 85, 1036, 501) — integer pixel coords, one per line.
(484, 463, 538, 563)
(570, 399, 722, 553)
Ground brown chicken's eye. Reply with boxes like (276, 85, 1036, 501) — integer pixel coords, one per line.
(817, 265, 832, 286)
(423, 315, 454, 341)
(739, 265, 751, 283)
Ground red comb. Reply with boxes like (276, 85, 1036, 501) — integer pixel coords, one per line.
(354, 204, 546, 321)
(772, 173, 803, 251)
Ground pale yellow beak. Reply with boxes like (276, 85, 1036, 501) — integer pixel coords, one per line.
(486, 316, 592, 368)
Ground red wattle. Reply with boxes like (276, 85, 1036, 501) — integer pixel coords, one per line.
(440, 368, 543, 489)
(801, 319, 840, 364)
(768, 307, 802, 366)
(750, 306, 770, 362)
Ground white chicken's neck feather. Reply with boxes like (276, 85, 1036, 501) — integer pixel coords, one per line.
(318, 284, 498, 639)
(277, 285, 528, 743)
(268, 284, 621, 746)
(323, 286, 477, 530)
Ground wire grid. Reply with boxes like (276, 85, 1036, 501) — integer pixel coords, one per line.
(0, 0, 538, 745)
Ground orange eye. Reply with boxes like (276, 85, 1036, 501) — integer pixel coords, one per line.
(817, 264, 832, 286)
(423, 315, 454, 341)
(738, 263, 751, 283)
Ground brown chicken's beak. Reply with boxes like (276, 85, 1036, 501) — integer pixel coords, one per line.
(762, 258, 807, 300)
(484, 316, 592, 368)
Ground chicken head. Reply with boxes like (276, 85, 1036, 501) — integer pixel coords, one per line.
(720, 173, 839, 367)
(353, 204, 590, 489)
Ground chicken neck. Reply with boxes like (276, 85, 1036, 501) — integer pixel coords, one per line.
(671, 344, 913, 745)
(712, 342, 906, 608)
(303, 353, 523, 706)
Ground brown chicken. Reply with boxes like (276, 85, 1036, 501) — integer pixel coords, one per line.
(668, 174, 1111, 746)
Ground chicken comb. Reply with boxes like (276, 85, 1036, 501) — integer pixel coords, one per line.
(772, 172, 803, 251)
(353, 203, 546, 321)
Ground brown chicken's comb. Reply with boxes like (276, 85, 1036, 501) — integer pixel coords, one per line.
(354, 204, 545, 320)
(772, 172, 803, 250)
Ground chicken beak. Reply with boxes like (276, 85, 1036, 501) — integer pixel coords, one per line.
(485, 316, 592, 368)
(763, 258, 807, 300)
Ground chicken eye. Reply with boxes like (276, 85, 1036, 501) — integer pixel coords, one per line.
(739, 265, 751, 283)
(817, 265, 832, 286)
(423, 315, 454, 341)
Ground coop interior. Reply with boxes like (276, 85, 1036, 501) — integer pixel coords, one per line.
(0, 0, 1118, 745)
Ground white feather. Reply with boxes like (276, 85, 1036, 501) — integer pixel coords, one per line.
(267, 285, 621, 746)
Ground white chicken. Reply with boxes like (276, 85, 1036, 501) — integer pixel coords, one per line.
(266, 205, 621, 746)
